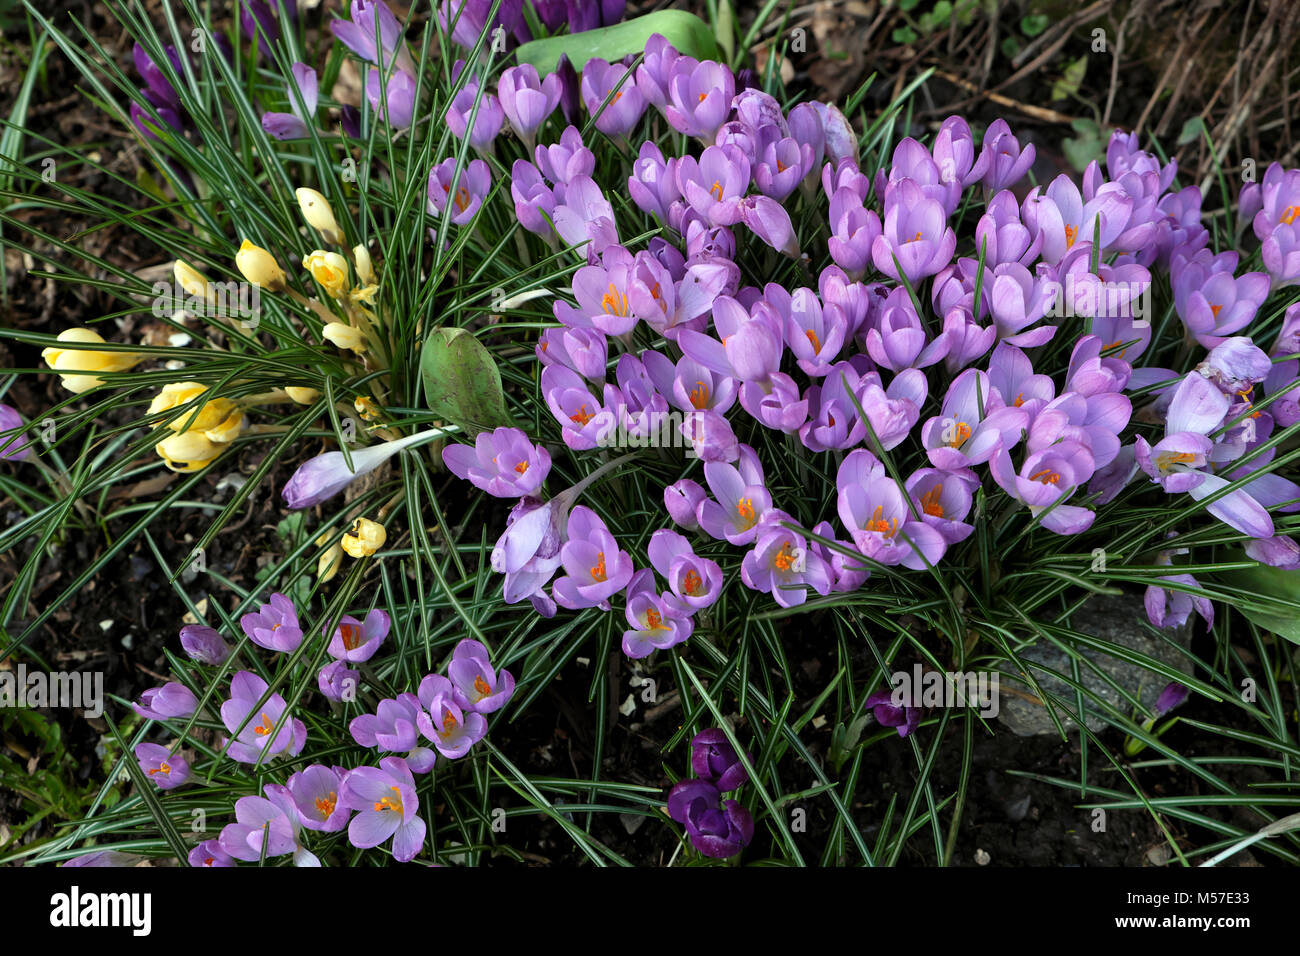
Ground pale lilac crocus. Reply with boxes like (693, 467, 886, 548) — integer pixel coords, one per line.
(662, 59, 734, 140)
(905, 468, 974, 544)
(580, 59, 645, 137)
(220, 671, 307, 765)
(0, 403, 32, 462)
(497, 63, 560, 146)
(445, 77, 505, 150)
(837, 455, 947, 569)
(447, 639, 515, 713)
(989, 439, 1097, 534)
(282, 428, 446, 509)
(442, 427, 550, 498)
(287, 764, 351, 832)
(511, 159, 557, 237)
(932, 115, 988, 190)
(648, 528, 723, 615)
(871, 178, 957, 284)
(977, 190, 1041, 266)
(622, 568, 693, 658)
(538, 326, 608, 382)
(664, 478, 706, 531)
(552, 175, 621, 254)
(332, 0, 415, 74)
(416, 675, 487, 758)
(774, 285, 847, 376)
(218, 789, 318, 866)
(697, 460, 772, 545)
(535, 126, 596, 185)
(241, 592, 302, 653)
(741, 515, 831, 608)
(339, 756, 425, 862)
(675, 145, 750, 227)
(135, 742, 189, 790)
(326, 609, 390, 662)
(132, 682, 198, 721)
(262, 62, 317, 140)
(351, 693, 437, 773)
(541, 364, 619, 450)
(628, 141, 681, 222)
(189, 840, 236, 868)
(365, 67, 417, 129)
(1145, 568, 1214, 631)
(318, 660, 360, 702)
(552, 505, 634, 610)
(978, 118, 1036, 193)
(1172, 265, 1271, 348)
(427, 157, 490, 225)
(643, 351, 737, 416)
(922, 368, 1028, 471)
(179, 624, 231, 665)
(865, 286, 950, 371)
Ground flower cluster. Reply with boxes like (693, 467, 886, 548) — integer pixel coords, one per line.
(127, 589, 513, 865)
(416, 30, 1300, 642)
(666, 728, 753, 859)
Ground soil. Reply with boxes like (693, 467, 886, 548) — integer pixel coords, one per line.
(0, 0, 1292, 866)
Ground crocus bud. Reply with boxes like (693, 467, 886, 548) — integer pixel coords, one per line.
(353, 243, 377, 284)
(282, 427, 446, 509)
(296, 187, 342, 244)
(317, 537, 344, 582)
(236, 239, 287, 290)
(664, 478, 705, 530)
(318, 660, 359, 702)
(303, 250, 350, 298)
(149, 382, 245, 472)
(342, 517, 386, 557)
(322, 322, 367, 352)
(174, 259, 211, 299)
(285, 386, 321, 404)
(41, 328, 144, 394)
(179, 624, 231, 665)
(690, 727, 749, 792)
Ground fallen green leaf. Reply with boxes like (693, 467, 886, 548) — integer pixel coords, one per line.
(420, 327, 518, 438)
(513, 10, 719, 75)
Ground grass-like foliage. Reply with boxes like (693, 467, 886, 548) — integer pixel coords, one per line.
(1, 0, 1298, 867)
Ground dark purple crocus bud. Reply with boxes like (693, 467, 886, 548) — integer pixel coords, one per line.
(555, 54, 581, 126)
(865, 689, 921, 737)
(1154, 682, 1189, 717)
(667, 779, 754, 859)
(690, 728, 749, 792)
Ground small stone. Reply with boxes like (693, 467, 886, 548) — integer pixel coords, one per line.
(98, 619, 113, 631)
(975, 848, 991, 865)
(619, 813, 645, 835)
(618, 694, 637, 717)
(121, 633, 135, 650)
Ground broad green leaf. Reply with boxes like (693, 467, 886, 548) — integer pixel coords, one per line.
(1051, 55, 1088, 102)
(1063, 117, 1107, 173)
(420, 328, 517, 438)
(1020, 13, 1050, 37)
(1215, 561, 1300, 644)
(513, 10, 719, 75)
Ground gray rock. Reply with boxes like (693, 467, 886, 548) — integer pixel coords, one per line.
(995, 591, 1193, 736)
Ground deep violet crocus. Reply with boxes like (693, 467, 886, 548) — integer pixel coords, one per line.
(690, 728, 749, 792)
(442, 427, 551, 497)
(447, 639, 515, 713)
(339, 756, 425, 862)
(667, 778, 753, 858)
(865, 688, 921, 737)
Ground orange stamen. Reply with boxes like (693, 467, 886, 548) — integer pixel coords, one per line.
(773, 542, 795, 572)
(315, 792, 338, 819)
(947, 421, 972, 448)
(514, 460, 529, 475)
(1065, 224, 1078, 248)
(1029, 468, 1061, 485)
(1281, 205, 1300, 226)
(805, 329, 822, 353)
(868, 505, 898, 537)
(570, 404, 594, 426)
(253, 712, 275, 737)
(601, 282, 628, 317)
(373, 786, 404, 814)
(690, 381, 710, 409)
(737, 497, 756, 528)
(920, 484, 945, 518)
(473, 674, 493, 699)
(590, 552, 608, 582)
(340, 623, 363, 651)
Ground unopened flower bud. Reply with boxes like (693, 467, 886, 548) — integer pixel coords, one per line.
(236, 239, 287, 290)
(342, 517, 386, 558)
(296, 187, 342, 244)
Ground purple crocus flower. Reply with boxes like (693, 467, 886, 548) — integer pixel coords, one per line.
(1172, 265, 1270, 348)
(365, 67, 418, 129)
(339, 756, 426, 862)
(871, 179, 957, 283)
(978, 118, 1036, 193)
(664, 478, 706, 530)
(552, 175, 621, 254)
(739, 194, 802, 258)
(1154, 682, 1191, 716)
(552, 505, 634, 610)
(189, 840, 237, 868)
(787, 102, 825, 180)
(771, 286, 845, 376)
(1145, 570, 1214, 631)
(541, 365, 619, 450)
(220, 671, 307, 765)
(511, 159, 558, 237)
(1253, 163, 1300, 287)
(905, 467, 975, 545)
(318, 660, 360, 702)
(675, 145, 750, 227)
(416, 674, 488, 758)
(538, 326, 608, 383)
(219, 789, 318, 866)
(622, 567, 693, 658)
(922, 368, 1028, 471)
(741, 514, 832, 608)
(1022, 173, 1131, 264)
(326, 609, 390, 662)
(988, 262, 1059, 347)
(865, 688, 921, 737)
(287, 764, 351, 833)
(427, 158, 491, 226)
(989, 439, 1097, 534)
(977, 190, 1041, 266)
(241, 592, 302, 653)
(62, 850, 140, 868)
(262, 62, 317, 140)
(876, 137, 961, 215)
(179, 624, 231, 665)
(0, 403, 32, 462)
(837, 453, 948, 569)
(282, 430, 440, 509)
(628, 141, 681, 223)
(690, 728, 749, 792)
(135, 742, 189, 790)
(447, 638, 515, 713)
(810, 102, 856, 166)
(132, 682, 198, 721)
(442, 427, 550, 498)
(697, 460, 772, 545)
(932, 115, 988, 190)
(827, 190, 882, 280)
(333, 1, 415, 73)
(648, 528, 723, 615)
(445, 76, 505, 150)
(351, 693, 438, 773)
(497, 64, 560, 146)
(865, 286, 950, 371)
(535, 125, 595, 185)
(580, 59, 645, 138)
(667, 778, 753, 859)
(662, 59, 734, 140)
